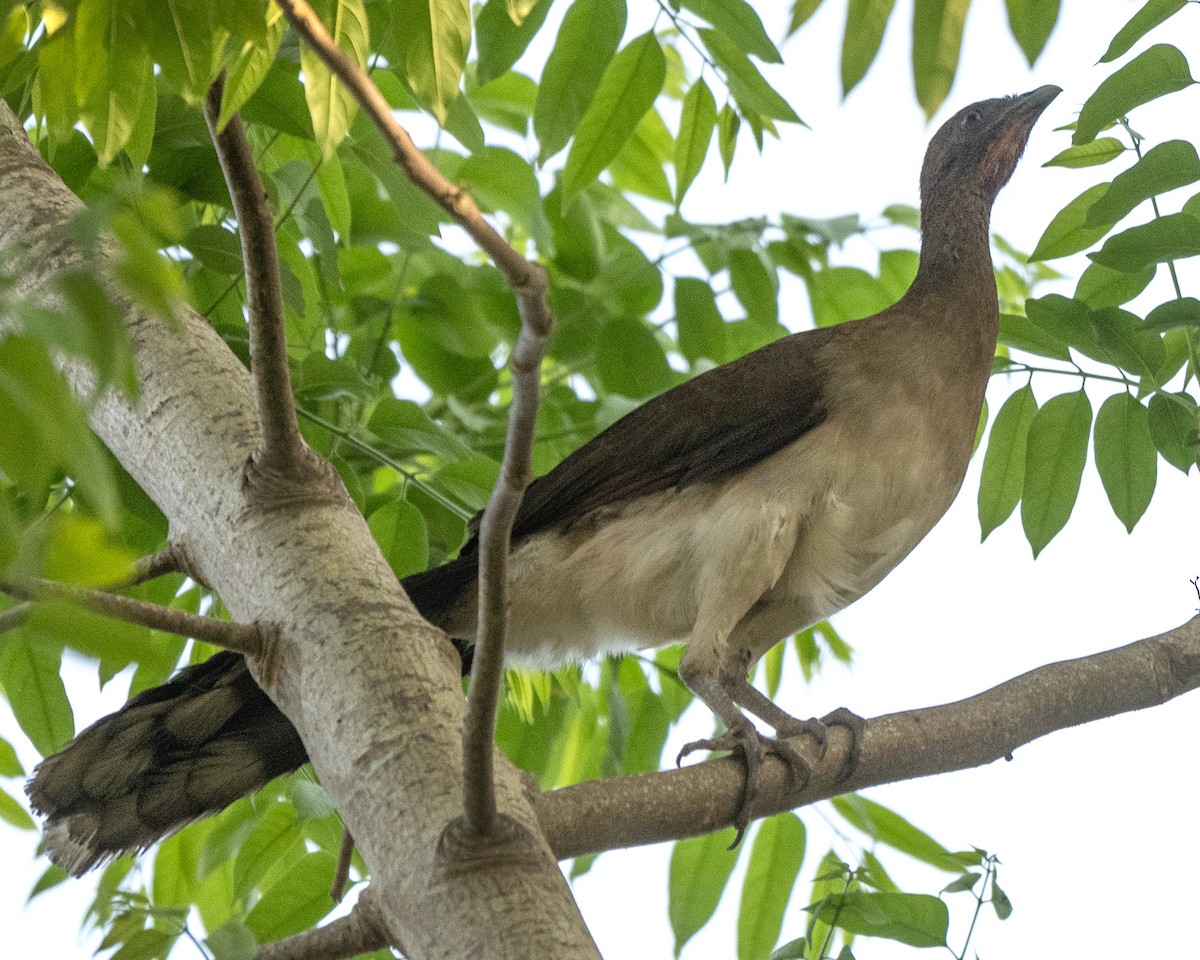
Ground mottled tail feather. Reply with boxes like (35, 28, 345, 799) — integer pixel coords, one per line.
(26, 651, 308, 875)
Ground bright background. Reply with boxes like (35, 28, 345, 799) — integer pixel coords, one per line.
(3, 1, 1199, 957)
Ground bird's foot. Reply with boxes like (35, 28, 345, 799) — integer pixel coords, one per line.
(769, 707, 865, 782)
(677, 721, 813, 847)
(819, 707, 866, 781)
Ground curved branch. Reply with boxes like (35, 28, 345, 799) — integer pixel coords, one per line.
(202, 74, 313, 481)
(538, 616, 1200, 858)
(0, 578, 263, 656)
(275, 0, 555, 837)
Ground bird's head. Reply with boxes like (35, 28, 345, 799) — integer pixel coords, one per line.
(921, 85, 1061, 207)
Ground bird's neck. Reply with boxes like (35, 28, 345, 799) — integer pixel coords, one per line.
(909, 188, 998, 309)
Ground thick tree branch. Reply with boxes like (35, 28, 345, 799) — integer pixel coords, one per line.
(256, 889, 389, 960)
(539, 616, 1200, 858)
(202, 74, 313, 482)
(2, 95, 595, 960)
(0, 579, 263, 656)
(275, 0, 555, 838)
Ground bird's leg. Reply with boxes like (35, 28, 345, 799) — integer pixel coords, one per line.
(726, 677, 866, 781)
(676, 656, 813, 844)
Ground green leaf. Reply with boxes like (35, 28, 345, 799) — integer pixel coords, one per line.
(561, 32, 665, 205)
(1094, 393, 1156, 532)
(680, 0, 781, 63)
(1004, 0, 1061, 65)
(1147, 392, 1198, 473)
(675, 78, 717, 205)
(830, 795, 960, 871)
(0, 337, 119, 524)
(244, 852, 338, 942)
(1030, 182, 1111, 260)
(1086, 141, 1200, 226)
(1091, 307, 1164, 380)
(0, 5, 28, 71)
(1042, 138, 1127, 169)
(74, 0, 154, 164)
(738, 815, 806, 960)
(233, 801, 303, 899)
(998, 313, 1071, 361)
(807, 892, 949, 948)
(718, 103, 740, 177)
(394, 0, 471, 124)
(186, 224, 244, 275)
(729, 248, 779, 324)
(475, 0, 554, 83)
(596, 317, 674, 399)
(788, 0, 825, 34)
(1144, 297, 1200, 332)
(0, 635, 73, 755)
(669, 829, 742, 955)
(533, 0, 625, 163)
(1089, 213, 1200, 273)
(607, 108, 673, 203)
(911, 0, 970, 119)
(699, 29, 800, 123)
(0, 737, 23, 777)
(675, 276, 728, 365)
(1024, 294, 1103, 359)
(139, 0, 223, 104)
(841, 0, 897, 95)
(808, 267, 890, 327)
(1021, 390, 1092, 556)
(205, 921, 258, 960)
(1100, 0, 1187, 63)
(1074, 261, 1155, 308)
(460, 145, 551, 247)
(368, 498, 429, 579)
(979, 385, 1038, 540)
(300, 0, 369, 156)
(1074, 44, 1195, 146)
(0, 785, 34, 830)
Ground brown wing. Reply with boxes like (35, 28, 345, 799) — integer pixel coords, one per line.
(401, 326, 834, 628)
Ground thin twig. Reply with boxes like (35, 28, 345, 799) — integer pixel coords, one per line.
(128, 547, 182, 586)
(277, 0, 555, 837)
(202, 74, 310, 478)
(257, 887, 390, 960)
(0, 601, 30, 634)
(330, 827, 355, 903)
(0, 578, 263, 656)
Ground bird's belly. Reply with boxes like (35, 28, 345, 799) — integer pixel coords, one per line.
(503, 486, 721, 666)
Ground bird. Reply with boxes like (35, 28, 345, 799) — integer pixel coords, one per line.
(27, 85, 1060, 875)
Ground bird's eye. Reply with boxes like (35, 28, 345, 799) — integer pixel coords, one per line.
(960, 110, 982, 130)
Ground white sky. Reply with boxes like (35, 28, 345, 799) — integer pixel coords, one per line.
(3, 1, 1200, 958)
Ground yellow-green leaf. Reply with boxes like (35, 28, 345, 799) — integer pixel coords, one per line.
(738, 814, 805, 960)
(300, 0, 370, 156)
(675, 77, 717, 206)
(561, 32, 665, 205)
(841, 0, 897, 95)
(911, 0, 970, 119)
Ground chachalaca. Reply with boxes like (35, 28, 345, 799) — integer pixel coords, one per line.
(28, 85, 1060, 874)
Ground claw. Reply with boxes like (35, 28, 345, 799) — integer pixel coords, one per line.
(820, 707, 866, 781)
(677, 724, 813, 846)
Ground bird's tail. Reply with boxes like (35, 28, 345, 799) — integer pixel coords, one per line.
(26, 651, 307, 875)
(27, 563, 479, 875)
